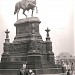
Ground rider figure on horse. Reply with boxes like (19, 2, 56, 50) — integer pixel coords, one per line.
(14, 0, 38, 20)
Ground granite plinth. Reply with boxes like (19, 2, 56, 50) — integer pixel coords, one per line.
(0, 69, 18, 75)
(0, 62, 24, 69)
(13, 17, 42, 44)
(0, 17, 63, 75)
(14, 17, 41, 25)
(0, 68, 62, 75)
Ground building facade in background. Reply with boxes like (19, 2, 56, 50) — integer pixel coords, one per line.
(56, 52, 75, 68)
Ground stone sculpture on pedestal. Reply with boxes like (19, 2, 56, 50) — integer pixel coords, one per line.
(14, 0, 38, 19)
(0, 0, 63, 75)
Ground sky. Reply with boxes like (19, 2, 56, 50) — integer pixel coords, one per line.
(0, 0, 74, 59)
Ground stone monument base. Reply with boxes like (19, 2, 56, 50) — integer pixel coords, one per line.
(0, 68, 62, 75)
(0, 17, 63, 75)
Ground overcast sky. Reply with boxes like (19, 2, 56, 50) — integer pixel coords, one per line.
(0, 0, 74, 59)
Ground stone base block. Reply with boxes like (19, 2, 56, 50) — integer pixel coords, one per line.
(0, 62, 25, 69)
(0, 68, 62, 75)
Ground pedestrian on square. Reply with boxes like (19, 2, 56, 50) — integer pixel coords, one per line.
(62, 63, 66, 73)
(67, 69, 71, 75)
(67, 64, 69, 70)
(28, 69, 35, 75)
(71, 63, 74, 75)
(66, 63, 71, 72)
(18, 64, 28, 75)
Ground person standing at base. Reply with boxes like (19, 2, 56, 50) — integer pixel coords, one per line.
(28, 69, 35, 75)
(71, 63, 74, 75)
(18, 64, 28, 75)
(67, 69, 71, 75)
(66, 63, 71, 72)
(61, 63, 66, 73)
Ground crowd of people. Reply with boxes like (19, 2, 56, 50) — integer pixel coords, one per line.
(62, 62, 74, 75)
(18, 64, 35, 75)
(18, 62, 74, 75)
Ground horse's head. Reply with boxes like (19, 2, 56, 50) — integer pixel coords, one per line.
(14, 1, 21, 15)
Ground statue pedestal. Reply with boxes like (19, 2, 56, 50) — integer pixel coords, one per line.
(0, 17, 63, 75)
(13, 17, 42, 44)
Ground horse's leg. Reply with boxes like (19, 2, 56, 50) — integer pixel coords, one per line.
(17, 12, 18, 20)
(17, 9, 19, 20)
(35, 6, 38, 13)
(17, 9, 20, 20)
(23, 9, 27, 18)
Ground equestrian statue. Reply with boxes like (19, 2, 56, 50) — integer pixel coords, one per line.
(14, 0, 38, 20)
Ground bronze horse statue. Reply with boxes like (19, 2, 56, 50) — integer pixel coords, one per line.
(14, 0, 38, 19)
